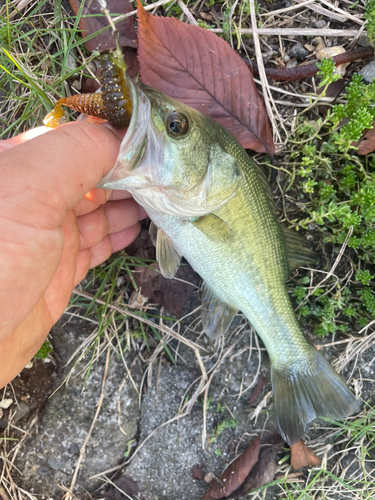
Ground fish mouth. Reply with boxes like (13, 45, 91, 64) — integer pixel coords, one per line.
(96, 78, 151, 191)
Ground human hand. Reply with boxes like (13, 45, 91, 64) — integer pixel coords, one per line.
(0, 122, 146, 388)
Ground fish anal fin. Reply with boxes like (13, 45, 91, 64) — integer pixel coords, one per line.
(200, 281, 238, 339)
(156, 228, 181, 279)
(281, 226, 318, 273)
(271, 347, 360, 445)
(192, 214, 233, 243)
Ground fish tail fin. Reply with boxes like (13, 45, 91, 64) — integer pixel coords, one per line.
(271, 347, 360, 445)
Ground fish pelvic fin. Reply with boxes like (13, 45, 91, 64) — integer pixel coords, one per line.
(271, 347, 360, 445)
(156, 228, 182, 279)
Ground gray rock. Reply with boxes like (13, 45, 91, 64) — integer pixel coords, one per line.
(13, 401, 31, 422)
(358, 37, 372, 48)
(14, 317, 142, 498)
(359, 60, 375, 84)
(125, 350, 268, 500)
(313, 20, 326, 29)
(288, 42, 309, 62)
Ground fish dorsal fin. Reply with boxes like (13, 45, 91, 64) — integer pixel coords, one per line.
(281, 226, 318, 273)
(192, 214, 234, 243)
(200, 281, 238, 339)
(156, 228, 182, 279)
(149, 221, 157, 246)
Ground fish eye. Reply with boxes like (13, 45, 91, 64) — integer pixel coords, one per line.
(166, 111, 189, 137)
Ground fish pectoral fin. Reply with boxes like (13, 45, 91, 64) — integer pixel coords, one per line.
(272, 347, 360, 445)
(156, 228, 182, 279)
(192, 214, 234, 243)
(200, 281, 238, 339)
(281, 226, 318, 274)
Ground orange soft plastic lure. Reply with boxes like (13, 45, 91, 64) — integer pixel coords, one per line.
(44, 51, 133, 129)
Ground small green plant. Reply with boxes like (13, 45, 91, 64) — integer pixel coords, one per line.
(365, 0, 375, 45)
(210, 417, 238, 443)
(123, 439, 136, 458)
(35, 340, 53, 360)
(283, 67, 375, 336)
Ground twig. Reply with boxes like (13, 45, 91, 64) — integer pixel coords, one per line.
(210, 28, 362, 37)
(249, 0, 284, 144)
(293, 0, 361, 24)
(0, 485, 11, 500)
(69, 348, 111, 492)
(297, 226, 353, 308)
(177, 0, 197, 25)
(247, 46, 374, 82)
(260, 0, 316, 18)
(112, 0, 177, 22)
(318, 0, 364, 25)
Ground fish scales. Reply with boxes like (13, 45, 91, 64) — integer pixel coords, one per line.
(147, 138, 309, 364)
(93, 66, 359, 445)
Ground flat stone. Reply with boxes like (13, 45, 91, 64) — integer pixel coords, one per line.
(359, 60, 375, 84)
(14, 317, 142, 498)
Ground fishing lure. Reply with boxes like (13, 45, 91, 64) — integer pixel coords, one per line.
(44, 51, 132, 129)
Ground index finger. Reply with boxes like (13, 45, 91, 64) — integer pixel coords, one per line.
(0, 121, 121, 227)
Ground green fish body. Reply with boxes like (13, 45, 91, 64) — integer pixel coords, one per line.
(98, 81, 359, 444)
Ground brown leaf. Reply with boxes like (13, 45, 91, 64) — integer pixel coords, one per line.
(202, 437, 260, 500)
(192, 465, 205, 480)
(290, 439, 322, 470)
(103, 475, 138, 499)
(317, 79, 346, 118)
(137, 0, 274, 156)
(131, 262, 200, 318)
(248, 374, 267, 407)
(126, 227, 200, 317)
(229, 433, 284, 498)
(357, 124, 375, 155)
(68, 0, 137, 52)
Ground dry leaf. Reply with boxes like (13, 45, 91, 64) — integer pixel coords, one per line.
(137, 0, 274, 156)
(227, 433, 284, 499)
(103, 475, 138, 499)
(131, 262, 200, 318)
(126, 228, 200, 318)
(202, 437, 260, 500)
(290, 439, 322, 470)
(68, 0, 137, 52)
(192, 465, 205, 480)
(248, 374, 267, 407)
(357, 124, 375, 155)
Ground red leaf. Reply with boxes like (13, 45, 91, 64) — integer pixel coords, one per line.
(202, 437, 260, 500)
(68, 0, 137, 52)
(290, 439, 321, 470)
(136, 1, 274, 156)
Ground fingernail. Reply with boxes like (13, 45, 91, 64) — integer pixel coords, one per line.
(105, 189, 113, 201)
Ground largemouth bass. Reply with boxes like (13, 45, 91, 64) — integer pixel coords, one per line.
(48, 53, 359, 444)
